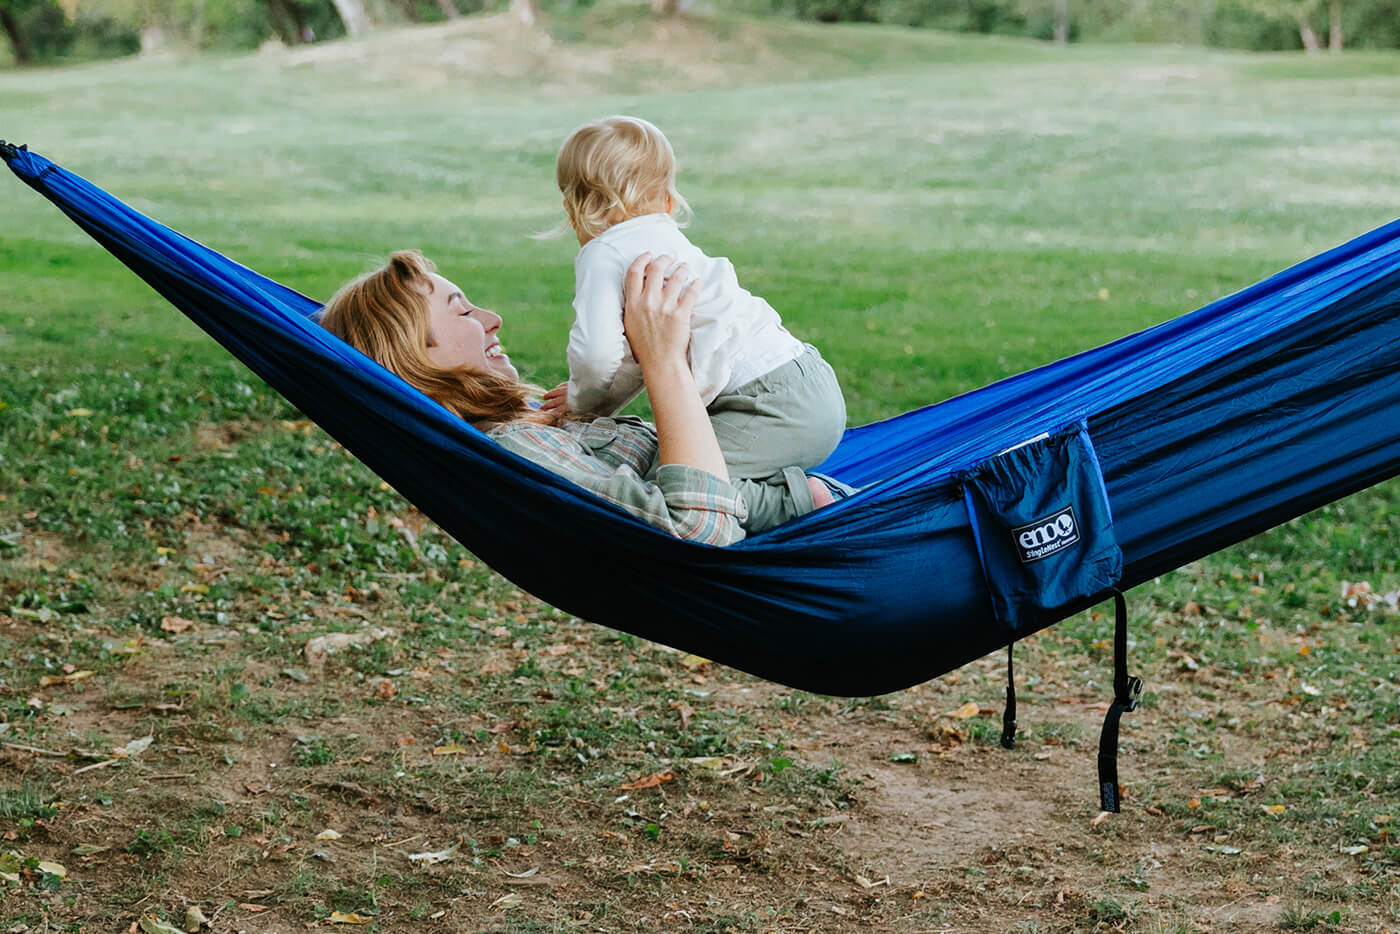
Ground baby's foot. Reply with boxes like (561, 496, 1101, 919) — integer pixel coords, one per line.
(807, 476, 835, 510)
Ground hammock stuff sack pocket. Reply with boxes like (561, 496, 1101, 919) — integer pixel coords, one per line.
(961, 421, 1122, 629)
(961, 422, 1139, 810)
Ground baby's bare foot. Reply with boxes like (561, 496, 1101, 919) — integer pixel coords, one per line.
(807, 476, 835, 509)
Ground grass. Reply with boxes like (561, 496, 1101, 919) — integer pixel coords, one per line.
(1, 7, 1398, 932)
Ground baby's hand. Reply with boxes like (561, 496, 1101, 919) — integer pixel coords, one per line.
(541, 382, 570, 415)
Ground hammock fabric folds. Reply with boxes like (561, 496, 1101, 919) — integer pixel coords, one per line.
(7, 143, 1400, 697)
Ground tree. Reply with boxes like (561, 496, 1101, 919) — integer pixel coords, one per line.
(328, 0, 367, 34)
(652, 0, 695, 15)
(0, 0, 40, 62)
(1238, 0, 1325, 49)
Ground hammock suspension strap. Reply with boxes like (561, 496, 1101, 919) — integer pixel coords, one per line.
(1097, 590, 1141, 813)
(1000, 642, 1017, 750)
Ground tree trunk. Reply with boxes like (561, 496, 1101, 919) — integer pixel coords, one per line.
(1298, 18, 1320, 50)
(1327, 0, 1341, 50)
(140, 24, 166, 53)
(266, 0, 305, 43)
(329, 0, 371, 36)
(1052, 0, 1068, 43)
(434, 0, 459, 19)
(0, 6, 33, 64)
(509, 0, 537, 26)
(190, 0, 206, 47)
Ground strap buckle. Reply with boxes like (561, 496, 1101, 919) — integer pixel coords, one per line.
(1119, 675, 1143, 712)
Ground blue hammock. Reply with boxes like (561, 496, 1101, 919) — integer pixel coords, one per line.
(7, 143, 1400, 701)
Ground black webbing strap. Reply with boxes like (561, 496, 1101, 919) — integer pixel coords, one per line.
(0, 141, 24, 162)
(1097, 590, 1142, 812)
(1000, 642, 1017, 749)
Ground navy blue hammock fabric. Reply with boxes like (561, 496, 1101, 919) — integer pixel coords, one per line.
(7, 144, 1400, 699)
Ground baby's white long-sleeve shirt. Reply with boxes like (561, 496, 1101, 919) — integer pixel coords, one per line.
(566, 213, 803, 416)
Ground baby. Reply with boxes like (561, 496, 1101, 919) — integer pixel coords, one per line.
(544, 115, 847, 507)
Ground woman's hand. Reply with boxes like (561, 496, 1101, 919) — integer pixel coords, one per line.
(621, 253, 727, 481)
(622, 252, 699, 373)
(540, 381, 570, 415)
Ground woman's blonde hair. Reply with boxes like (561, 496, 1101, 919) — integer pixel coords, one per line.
(318, 250, 551, 429)
(554, 115, 692, 242)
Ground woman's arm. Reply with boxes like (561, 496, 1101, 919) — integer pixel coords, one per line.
(621, 253, 730, 482)
(490, 421, 747, 545)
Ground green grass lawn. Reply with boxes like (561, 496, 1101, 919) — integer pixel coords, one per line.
(1, 11, 1398, 932)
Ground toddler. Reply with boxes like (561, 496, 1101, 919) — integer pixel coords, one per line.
(545, 115, 846, 516)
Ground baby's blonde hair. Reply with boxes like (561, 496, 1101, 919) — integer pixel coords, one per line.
(555, 115, 692, 242)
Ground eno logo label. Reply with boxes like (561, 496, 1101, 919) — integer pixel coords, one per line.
(1012, 506, 1080, 564)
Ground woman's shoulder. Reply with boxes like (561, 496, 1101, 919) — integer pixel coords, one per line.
(488, 417, 654, 447)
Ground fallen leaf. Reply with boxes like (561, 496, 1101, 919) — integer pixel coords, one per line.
(375, 679, 396, 701)
(1090, 811, 1112, 829)
(854, 874, 890, 888)
(620, 770, 675, 790)
(684, 756, 725, 772)
(328, 911, 374, 923)
(38, 670, 96, 687)
(35, 859, 67, 878)
(408, 840, 460, 865)
(1341, 844, 1369, 856)
(433, 744, 469, 757)
(490, 893, 523, 910)
(315, 829, 341, 841)
(137, 917, 187, 934)
(122, 736, 153, 757)
(303, 628, 396, 668)
(1263, 804, 1286, 816)
(72, 843, 110, 856)
(160, 616, 195, 634)
(889, 752, 919, 763)
(948, 701, 981, 719)
(66, 408, 94, 417)
(184, 906, 210, 932)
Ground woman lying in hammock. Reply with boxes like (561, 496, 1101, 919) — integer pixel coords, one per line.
(318, 251, 834, 545)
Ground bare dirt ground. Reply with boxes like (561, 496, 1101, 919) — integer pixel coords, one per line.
(3, 557, 1396, 932)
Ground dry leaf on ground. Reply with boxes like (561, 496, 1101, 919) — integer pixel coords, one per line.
(620, 770, 675, 790)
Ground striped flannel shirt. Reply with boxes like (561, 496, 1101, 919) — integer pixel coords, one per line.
(488, 416, 750, 546)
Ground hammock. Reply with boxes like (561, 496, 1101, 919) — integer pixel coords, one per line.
(7, 143, 1400, 700)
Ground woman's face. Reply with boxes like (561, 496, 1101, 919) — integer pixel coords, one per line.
(422, 273, 517, 381)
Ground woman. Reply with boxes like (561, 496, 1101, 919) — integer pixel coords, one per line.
(318, 250, 833, 545)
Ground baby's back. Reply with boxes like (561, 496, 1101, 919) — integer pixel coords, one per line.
(588, 213, 801, 399)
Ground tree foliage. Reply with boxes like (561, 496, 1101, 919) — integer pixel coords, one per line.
(4, 0, 1399, 67)
(733, 0, 1386, 50)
